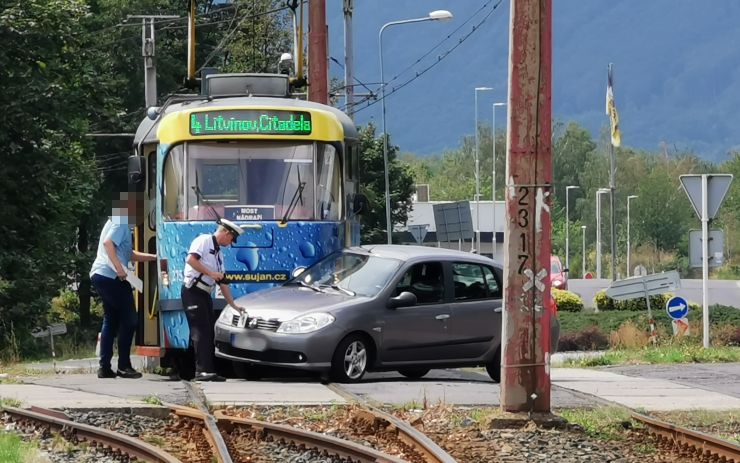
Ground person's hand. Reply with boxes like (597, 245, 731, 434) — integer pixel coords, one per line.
(116, 266, 127, 280)
(209, 271, 225, 281)
(234, 305, 247, 314)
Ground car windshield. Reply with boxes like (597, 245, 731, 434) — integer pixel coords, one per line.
(290, 251, 401, 297)
(551, 260, 562, 274)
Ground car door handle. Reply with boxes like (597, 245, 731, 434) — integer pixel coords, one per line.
(494, 307, 502, 313)
(435, 314, 450, 320)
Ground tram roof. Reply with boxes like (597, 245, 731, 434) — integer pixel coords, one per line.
(133, 96, 358, 146)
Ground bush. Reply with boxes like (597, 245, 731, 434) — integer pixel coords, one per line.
(713, 325, 740, 347)
(609, 320, 650, 349)
(553, 289, 584, 312)
(558, 326, 609, 351)
(594, 290, 670, 312)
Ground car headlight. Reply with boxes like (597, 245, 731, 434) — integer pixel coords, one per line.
(277, 313, 335, 334)
(552, 280, 563, 288)
(217, 305, 240, 324)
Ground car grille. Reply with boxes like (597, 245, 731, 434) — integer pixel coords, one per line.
(230, 315, 281, 331)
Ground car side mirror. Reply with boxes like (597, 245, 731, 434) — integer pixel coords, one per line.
(353, 193, 369, 215)
(387, 291, 417, 309)
(127, 155, 146, 186)
(563, 268, 570, 274)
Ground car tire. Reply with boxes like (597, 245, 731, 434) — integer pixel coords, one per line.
(398, 369, 430, 379)
(330, 334, 369, 383)
(232, 362, 262, 381)
(485, 348, 501, 383)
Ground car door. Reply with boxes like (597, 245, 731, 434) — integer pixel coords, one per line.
(379, 261, 452, 363)
(447, 262, 503, 359)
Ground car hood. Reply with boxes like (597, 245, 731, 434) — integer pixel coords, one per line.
(234, 286, 366, 321)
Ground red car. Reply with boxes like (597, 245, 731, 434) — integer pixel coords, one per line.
(550, 255, 568, 291)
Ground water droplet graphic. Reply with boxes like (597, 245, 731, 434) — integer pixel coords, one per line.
(299, 242, 316, 258)
(236, 244, 259, 270)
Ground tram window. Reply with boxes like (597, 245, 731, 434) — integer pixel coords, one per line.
(316, 144, 341, 220)
(200, 163, 239, 201)
(162, 145, 186, 221)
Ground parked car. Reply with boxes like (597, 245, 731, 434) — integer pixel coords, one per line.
(214, 245, 503, 383)
(550, 255, 568, 290)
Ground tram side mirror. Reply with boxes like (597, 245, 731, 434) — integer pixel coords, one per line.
(127, 155, 146, 186)
(352, 193, 369, 215)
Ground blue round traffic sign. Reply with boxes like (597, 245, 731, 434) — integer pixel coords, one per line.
(666, 296, 689, 320)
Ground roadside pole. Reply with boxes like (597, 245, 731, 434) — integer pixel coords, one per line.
(501, 0, 552, 413)
(701, 175, 709, 348)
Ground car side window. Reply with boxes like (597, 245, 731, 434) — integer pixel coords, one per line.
(394, 262, 444, 304)
(482, 266, 502, 298)
(452, 262, 488, 301)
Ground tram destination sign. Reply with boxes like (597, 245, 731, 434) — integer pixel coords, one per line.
(190, 110, 312, 136)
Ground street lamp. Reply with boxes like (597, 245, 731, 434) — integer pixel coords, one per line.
(492, 102, 506, 257)
(379, 10, 453, 244)
(581, 225, 587, 278)
(474, 86, 492, 252)
(596, 188, 609, 279)
(565, 185, 580, 271)
(627, 195, 638, 277)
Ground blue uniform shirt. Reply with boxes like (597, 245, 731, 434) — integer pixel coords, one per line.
(90, 217, 133, 279)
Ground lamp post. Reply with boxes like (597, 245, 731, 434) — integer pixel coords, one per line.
(581, 225, 587, 278)
(627, 195, 638, 277)
(565, 185, 580, 270)
(379, 10, 453, 244)
(474, 86, 492, 252)
(492, 102, 506, 258)
(596, 188, 609, 279)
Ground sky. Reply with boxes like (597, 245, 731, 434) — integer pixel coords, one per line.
(322, 1, 740, 161)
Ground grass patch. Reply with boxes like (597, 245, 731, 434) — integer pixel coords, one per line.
(142, 395, 163, 406)
(558, 407, 634, 441)
(393, 400, 424, 411)
(303, 404, 342, 422)
(0, 432, 39, 463)
(559, 345, 739, 367)
(0, 397, 22, 408)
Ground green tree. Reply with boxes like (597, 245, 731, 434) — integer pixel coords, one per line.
(0, 0, 100, 354)
(358, 124, 415, 243)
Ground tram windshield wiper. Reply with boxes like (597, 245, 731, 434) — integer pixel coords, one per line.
(191, 178, 221, 220)
(280, 181, 306, 224)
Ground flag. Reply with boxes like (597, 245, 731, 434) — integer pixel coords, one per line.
(606, 65, 621, 147)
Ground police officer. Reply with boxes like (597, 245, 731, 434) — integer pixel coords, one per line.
(181, 218, 246, 382)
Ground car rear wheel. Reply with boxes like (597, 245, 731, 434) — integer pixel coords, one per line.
(485, 348, 501, 383)
(398, 368, 430, 379)
(331, 334, 369, 383)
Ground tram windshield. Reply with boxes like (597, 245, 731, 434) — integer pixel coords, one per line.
(162, 141, 341, 222)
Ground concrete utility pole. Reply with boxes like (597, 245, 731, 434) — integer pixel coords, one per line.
(128, 14, 179, 107)
(501, 0, 553, 413)
(343, 0, 354, 119)
(308, 0, 328, 103)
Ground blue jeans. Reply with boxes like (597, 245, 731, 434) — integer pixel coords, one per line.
(91, 273, 137, 370)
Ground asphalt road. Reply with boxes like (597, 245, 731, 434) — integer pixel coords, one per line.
(601, 362, 740, 398)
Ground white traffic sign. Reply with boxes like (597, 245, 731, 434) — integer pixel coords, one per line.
(605, 270, 680, 301)
(665, 296, 689, 320)
(407, 224, 429, 244)
(680, 174, 733, 220)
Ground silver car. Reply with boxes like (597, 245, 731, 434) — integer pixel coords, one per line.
(214, 245, 503, 383)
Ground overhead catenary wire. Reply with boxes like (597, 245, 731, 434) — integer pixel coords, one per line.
(342, 0, 503, 115)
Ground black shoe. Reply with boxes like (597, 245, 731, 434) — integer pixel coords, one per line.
(117, 367, 143, 379)
(97, 368, 117, 379)
(193, 372, 226, 382)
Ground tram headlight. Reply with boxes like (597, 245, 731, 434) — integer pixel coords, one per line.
(277, 313, 334, 334)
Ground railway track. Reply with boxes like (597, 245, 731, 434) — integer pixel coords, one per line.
(632, 412, 740, 463)
(2, 385, 457, 463)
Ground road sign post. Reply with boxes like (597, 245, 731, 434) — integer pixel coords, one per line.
(680, 174, 733, 348)
(30, 323, 66, 372)
(605, 271, 681, 342)
(666, 296, 690, 337)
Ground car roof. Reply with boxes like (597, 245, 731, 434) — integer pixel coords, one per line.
(348, 244, 502, 268)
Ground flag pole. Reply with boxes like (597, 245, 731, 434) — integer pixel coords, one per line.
(607, 63, 618, 281)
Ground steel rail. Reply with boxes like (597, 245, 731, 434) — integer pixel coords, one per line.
(179, 382, 234, 463)
(213, 410, 407, 463)
(1, 406, 182, 463)
(327, 383, 458, 463)
(632, 412, 740, 463)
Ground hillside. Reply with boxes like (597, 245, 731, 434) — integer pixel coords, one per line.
(326, 0, 740, 161)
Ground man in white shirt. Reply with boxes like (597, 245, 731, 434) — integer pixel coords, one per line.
(181, 218, 246, 381)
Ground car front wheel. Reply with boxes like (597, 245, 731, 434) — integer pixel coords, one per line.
(331, 334, 369, 383)
(485, 348, 501, 383)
